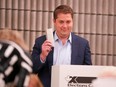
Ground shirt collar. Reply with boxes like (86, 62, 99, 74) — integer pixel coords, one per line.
(54, 31, 72, 43)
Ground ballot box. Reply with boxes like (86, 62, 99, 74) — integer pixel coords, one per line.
(51, 65, 111, 87)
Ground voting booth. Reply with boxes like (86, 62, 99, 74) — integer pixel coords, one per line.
(51, 65, 111, 87)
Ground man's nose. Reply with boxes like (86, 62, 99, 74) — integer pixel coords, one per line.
(62, 23, 67, 28)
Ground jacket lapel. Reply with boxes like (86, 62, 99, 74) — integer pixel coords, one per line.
(71, 33, 79, 64)
(47, 47, 54, 66)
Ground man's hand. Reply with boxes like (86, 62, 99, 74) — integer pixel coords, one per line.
(40, 40, 53, 62)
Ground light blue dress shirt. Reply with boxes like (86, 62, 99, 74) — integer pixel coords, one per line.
(53, 32, 72, 65)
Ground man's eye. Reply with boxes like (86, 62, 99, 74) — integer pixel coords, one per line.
(59, 21, 64, 24)
(67, 21, 71, 24)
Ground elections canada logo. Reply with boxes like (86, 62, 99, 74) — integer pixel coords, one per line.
(65, 75, 96, 87)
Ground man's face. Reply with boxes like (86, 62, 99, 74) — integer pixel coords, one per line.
(54, 13, 73, 38)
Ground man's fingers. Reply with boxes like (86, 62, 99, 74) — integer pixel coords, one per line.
(43, 40, 52, 47)
(46, 46, 52, 52)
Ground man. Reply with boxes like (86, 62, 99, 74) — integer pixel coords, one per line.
(32, 5, 92, 87)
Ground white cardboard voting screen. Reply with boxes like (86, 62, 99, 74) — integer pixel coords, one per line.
(51, 65, 111, 87)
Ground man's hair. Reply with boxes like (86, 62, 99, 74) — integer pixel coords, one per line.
(53, 5, 73, 20)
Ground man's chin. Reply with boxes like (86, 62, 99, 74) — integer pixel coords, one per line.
(61, 33, 69, 38)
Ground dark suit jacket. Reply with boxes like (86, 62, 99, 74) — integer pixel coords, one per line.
(32, 32, 92, 87)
